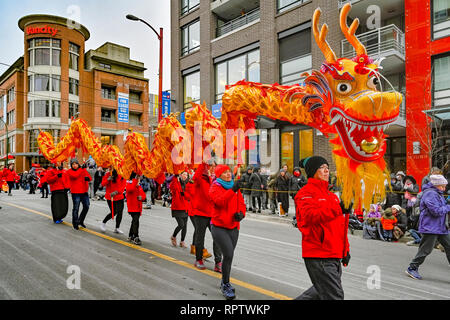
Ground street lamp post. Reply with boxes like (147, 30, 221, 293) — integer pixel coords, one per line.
(126, 14, 163, 124)
(0, 117, 8, 166)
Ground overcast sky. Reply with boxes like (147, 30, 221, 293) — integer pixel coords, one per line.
(0, 0, 171, 94)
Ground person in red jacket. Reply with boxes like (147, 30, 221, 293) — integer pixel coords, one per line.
(209, 164, 246, 300)
(184, 177, 196, 255)
(38, 167, 49, 198)
(66, 158, 92, 230)
(3, 164, 19, 196)
(126, 172, 146, 245)
(100, 168, 127, 234)
(170, 171, 189, 248)
(45, 162, 69, 223)
(294, 156, 350, 300)
(191, 162, 222, 271)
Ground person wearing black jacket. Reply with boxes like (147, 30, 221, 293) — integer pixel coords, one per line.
(289, 167, 306, 199)
(240, 167, 253, 211)
(276, 169, 290, 216)
(384, 174, 403, 210)
(249, 167, 263, 213)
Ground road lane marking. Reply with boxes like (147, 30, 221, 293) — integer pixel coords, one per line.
(4, 202, 292, 300)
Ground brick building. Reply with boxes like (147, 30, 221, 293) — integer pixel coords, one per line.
(171, 0, 408, 175)
(0, 14, 150, 173)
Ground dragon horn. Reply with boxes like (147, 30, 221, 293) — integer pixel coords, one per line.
(312, 7, 337, 64)
(340, 3, 367, 56)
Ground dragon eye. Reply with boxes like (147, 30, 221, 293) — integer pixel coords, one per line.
(337, 82, 352, 94)
(367, 76, 380, 90)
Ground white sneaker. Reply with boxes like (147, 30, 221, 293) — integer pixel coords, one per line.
(100, 223, 106, 232)
(114, 228, 124, 234)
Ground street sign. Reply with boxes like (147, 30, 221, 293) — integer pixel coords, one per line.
(118, 92, 129, 123)
(162, 91, 171, 118)
(211, 103, 222, 119)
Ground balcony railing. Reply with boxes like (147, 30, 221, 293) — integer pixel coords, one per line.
(341, 24, 405, 60)
(216, 8, 260, 38)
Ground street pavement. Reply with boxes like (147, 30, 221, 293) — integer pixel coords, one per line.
(0, 189, 449, 300)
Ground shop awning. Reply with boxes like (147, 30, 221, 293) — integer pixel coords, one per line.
(423, 106, 450, 122)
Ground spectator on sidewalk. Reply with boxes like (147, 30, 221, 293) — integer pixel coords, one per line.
(240, 166, 253, 211)
(380, 209, 397, 242)
(249, 167, 263, 213)
(276, 169, 290, 217)
(421, 167, 441, 189)
(267, 173, 278, 215)
(384, 173, 403, 210)
(391, 205, 408, 241)
(405, 174, 450, 280)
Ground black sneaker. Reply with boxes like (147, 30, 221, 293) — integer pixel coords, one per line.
(79, 223, 87, 229)
(133, 237, 142, 245)
(73, 223, 79, 230)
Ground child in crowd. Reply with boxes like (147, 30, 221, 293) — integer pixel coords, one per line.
(380, 210, 397, 242)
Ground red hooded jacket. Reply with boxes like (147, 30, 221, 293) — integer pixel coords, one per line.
(294, 178, 349, 259)
(45, 168, 68, 192)
(191, 163, 213, 217)
(170, 177, 187, 211)
(209, 181, 246, 230)
(65, 168, 91, 194)
(126, 179, 146, 213)
(101, 172, 126, 201)
(185, 181, 195, 216)
(2, 168, 19, 182)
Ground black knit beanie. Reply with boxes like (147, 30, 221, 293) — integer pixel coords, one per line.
(299, 156, 329, 178)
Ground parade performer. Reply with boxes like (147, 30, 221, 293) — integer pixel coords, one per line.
(170, 171, 189, 248)
(294, 156, 350, 300)
(3, 163, 18, 196)
(406, 174, 450, 280)
(66, 159, 91, 230)
(100, 168, 126, 234)
(191, 162, 221, 270)
(126, 172, 146, 246)
(209, 164, 246, 300)
(45, 163, 69, 224)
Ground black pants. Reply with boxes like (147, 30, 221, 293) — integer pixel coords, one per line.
(173, 216, 188, 242)
(190, 216, 197, 244)
(252, 196, 261, 210)
(7, 181, 14, 195)
(51, 191, 68, 222)
(211, 225, 239, 284)
(295, 258, 344, 300)
(193, 215, 222, 263)
(128, 212, 140, 239)
(103, 199, 125, 228)
(410, 233, 450, 269)
(41, 183, 49, 197)
(277, 193, 289, 213)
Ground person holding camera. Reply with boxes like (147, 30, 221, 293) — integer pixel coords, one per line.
(294, 156, 350, 300)
(66, 158, 92, 230)
(209, 165, 246, 300)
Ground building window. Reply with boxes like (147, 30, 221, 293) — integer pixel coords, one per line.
(6, 87, 15, 104)
(183, 71, 200, 110)
(181, 0, 199, 15)
(33, 100, 50, 117)
(69, 42, 80, 71)
(279, 27, 312, 85)
(277, 0, 309, 13)
(69, 78, 79, 96)
(52, 75, 61, 92)
(433, 0, 450, 39)
(101, 108, 116, 123)
(129, 90, 142, 104)
(215, 49, 260, 103)
(29, 129, 40, 153)
(101, 135, 115, 145)
(101, 85, 116, 100)
(433, 54, 450, 109)
(28, 38, 61, 67)
(181, 20, 200, 56)
(7, 110, 15, 125)
(69, 103, 79, 119)
(130, 112, 142, 126)
(8, 135, 15, 153)
(52, 101, 60, 118)
(34, 74, 50, 91)
(99, 63, 111, 70)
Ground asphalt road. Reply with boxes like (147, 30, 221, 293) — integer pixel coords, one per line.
(0, 190, 449, 300)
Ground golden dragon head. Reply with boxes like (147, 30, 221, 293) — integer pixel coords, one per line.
(312, 3, 402, 171)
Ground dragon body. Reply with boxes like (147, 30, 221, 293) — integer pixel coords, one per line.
(38, 4, 402, 210)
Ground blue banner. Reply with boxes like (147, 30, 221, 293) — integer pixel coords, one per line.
(211, 103, 222, 119)
(162, 91, 171, 118)
(118, 92, 129, 123)
(180, 112, 186, 126)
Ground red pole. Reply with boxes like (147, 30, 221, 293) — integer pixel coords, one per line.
(158, 28, 163, 124)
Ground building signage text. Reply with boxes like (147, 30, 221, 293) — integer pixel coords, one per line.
(26, 25, 59, 37)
